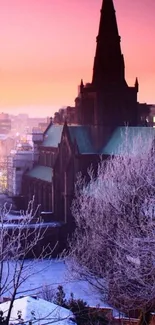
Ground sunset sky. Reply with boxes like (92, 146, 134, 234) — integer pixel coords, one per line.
(0, 0, 154, 117)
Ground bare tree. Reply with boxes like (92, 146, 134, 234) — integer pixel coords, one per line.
(68, 129, 155, 324)
(0, 196, 56, 325)
(40, 284, 56, 302)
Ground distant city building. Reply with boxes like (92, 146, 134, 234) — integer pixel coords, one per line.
(4, 114, 50, 197)
(7, 143, 33, 197)
(0, 133, 16, 193)
(0, 135, 15, 156)
(38, 121, 50, 132)
(0, 113, 11, 134)
(9, 114, 49, 137)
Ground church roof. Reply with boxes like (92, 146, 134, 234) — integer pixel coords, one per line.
(67, 126, 155, 156)
(101, 127, 155, 155)
(42, 125, 63, 148)
(68, 126, 95, 154)
(26, 165, 52, 182)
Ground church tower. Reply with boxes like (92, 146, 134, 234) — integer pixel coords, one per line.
(77, 0, 138, 127)
(92, 0, 126, 88)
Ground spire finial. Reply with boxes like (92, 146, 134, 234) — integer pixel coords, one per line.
(80, 79, 84, 93)
(135, 77, 139, 92)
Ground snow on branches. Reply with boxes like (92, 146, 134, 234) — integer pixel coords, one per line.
(68, 128, 155, 313)
(0, 196, 55, 325)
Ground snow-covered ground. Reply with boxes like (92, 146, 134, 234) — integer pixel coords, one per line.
(2, 259, 121, 317)
(15, 259, 101, 304)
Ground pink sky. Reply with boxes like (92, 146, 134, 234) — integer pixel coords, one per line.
(0, 0, 154, 117)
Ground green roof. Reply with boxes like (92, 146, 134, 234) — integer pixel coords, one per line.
(42, 125, 63, 147)
(68, 126, 95, 154)
(26, 165, 52, 182)
(40, 125, 155, 157)
(101, 127, 155, 155)
(67, 126, 155, 155)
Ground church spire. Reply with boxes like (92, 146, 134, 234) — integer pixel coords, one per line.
(80, 79, 84, 93)
(92, 0, 126, 88)
(135, 77, 139, 92)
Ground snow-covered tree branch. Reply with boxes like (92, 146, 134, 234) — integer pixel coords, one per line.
(0, 196, 55, 325)
(68, 129, 155, 321)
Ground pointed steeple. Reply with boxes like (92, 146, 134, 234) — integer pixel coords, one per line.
(135, 77, 139, 92)
(80, 79, 84, 93)
(92, 0, 126, 88)
(80, 79, 84, 87)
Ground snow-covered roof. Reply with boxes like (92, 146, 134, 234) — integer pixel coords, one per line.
(0, 221, 62, 229)
(0, 260, 123, 319)
(1, 212, 62, 228)
(0, 296, 76, 325)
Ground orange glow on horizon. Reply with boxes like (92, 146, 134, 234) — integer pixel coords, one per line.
(0, 0, 155, 117)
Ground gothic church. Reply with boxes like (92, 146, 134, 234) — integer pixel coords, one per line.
(22, 0, 151, 244)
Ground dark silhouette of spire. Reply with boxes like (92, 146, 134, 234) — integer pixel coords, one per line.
(80, 79, 84, 87)
(135, 77, 139, 92)
(80, 79, 84, 93)
(92, 0, 126, 88)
